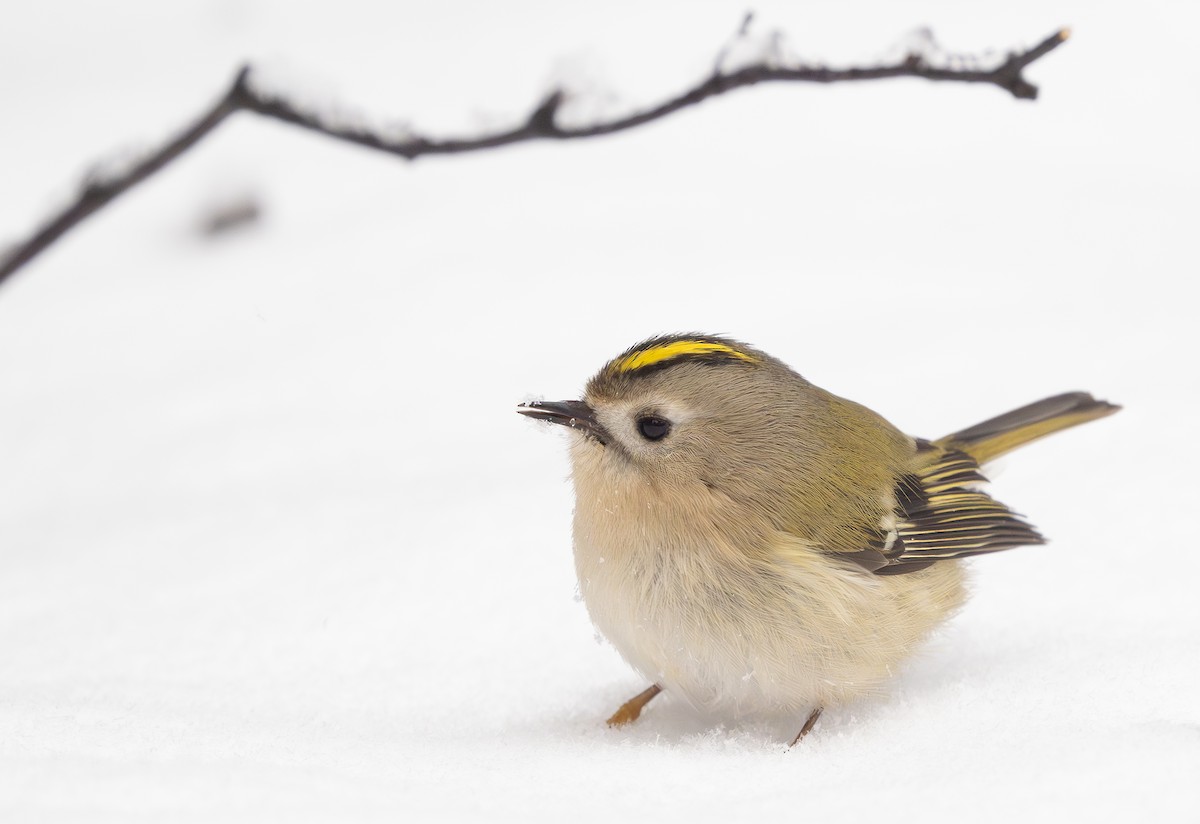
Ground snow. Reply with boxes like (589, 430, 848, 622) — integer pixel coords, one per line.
(1, 1, 1197, 820)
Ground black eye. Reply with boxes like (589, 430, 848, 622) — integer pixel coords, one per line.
(637, 416, 671, 441)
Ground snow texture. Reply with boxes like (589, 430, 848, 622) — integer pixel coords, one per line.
(1, 1, 1197, 821)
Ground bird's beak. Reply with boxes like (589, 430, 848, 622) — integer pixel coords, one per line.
(517, 399, 608, 445)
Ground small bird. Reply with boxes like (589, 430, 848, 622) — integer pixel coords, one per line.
(517, 334, 1118, 745)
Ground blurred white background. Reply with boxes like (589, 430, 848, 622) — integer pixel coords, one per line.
(1, 1, 1196, 821)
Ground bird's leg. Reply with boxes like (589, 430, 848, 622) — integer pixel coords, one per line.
(789, 707, 823, 747)
(606, 684, 663, 727)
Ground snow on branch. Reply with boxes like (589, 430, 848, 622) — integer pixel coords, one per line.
(0, 23, 1069, 288)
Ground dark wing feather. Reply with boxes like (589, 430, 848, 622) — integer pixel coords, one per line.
(839, 392, 1118, 575)
(849, 447, 1045, 576)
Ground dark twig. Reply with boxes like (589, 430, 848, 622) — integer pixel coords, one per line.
(0, 27, 1069, 289)
(1, 68, 251, 287)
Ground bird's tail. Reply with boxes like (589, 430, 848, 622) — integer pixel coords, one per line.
(935, 392, 1120, 465)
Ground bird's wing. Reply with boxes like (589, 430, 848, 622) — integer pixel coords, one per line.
(839, 443, 1045, 576)
(833, 392, 1118, 575)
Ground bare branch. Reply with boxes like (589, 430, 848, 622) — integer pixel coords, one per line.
(0, 68, 248, 287)
(0, 27, 1069, 289)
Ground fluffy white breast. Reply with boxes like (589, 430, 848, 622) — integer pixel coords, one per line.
(569, 438, 967, 715)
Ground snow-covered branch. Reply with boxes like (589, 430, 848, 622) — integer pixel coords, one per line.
(0, 24, 1069, 289)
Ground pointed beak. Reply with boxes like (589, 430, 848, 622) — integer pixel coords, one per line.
(516, 399, 608, 445)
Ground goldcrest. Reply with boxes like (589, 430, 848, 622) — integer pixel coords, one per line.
(518, 335, 1118, 744)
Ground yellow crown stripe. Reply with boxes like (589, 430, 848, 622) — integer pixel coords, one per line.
(612, 340, 757, 374)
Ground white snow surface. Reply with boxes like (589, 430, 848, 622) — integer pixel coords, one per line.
(2, 1, 1197, 821)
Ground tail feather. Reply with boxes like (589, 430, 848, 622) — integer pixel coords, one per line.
(936, 391, 1120, 465)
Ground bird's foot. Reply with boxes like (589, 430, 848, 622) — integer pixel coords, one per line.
(789, 707, 823, 747)
(606, 684, 663, 727)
